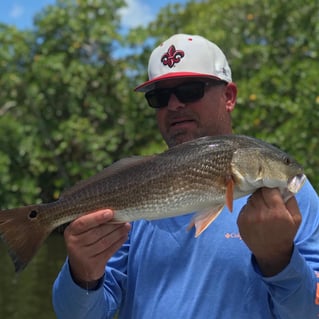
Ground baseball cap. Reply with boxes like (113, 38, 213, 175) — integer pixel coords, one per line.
(135, 33, 232, 92)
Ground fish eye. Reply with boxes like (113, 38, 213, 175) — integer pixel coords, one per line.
(283, 156, 291, 165)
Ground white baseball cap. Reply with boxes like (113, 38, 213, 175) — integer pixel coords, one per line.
(135, 33, 232, 92)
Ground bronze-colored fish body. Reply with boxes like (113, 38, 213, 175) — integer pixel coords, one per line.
(0, 135, 306, 272)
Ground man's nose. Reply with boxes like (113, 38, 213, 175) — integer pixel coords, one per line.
(166, 93, 186, 111)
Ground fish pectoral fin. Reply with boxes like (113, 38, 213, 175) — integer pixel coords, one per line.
(225, 176, 234, 212)
(188, 205, 224, 238)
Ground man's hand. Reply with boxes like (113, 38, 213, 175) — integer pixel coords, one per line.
(64, 209, 131, 289)
(237, 188, 302, 277)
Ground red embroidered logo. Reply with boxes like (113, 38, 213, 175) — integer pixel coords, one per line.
(161, 45, 185, 68)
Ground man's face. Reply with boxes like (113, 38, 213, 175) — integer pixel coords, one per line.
(151, 78, 237, 147)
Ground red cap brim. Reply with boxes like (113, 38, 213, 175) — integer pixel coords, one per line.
(134, 72, 222, 92)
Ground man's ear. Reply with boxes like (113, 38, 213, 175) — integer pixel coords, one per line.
(225, 82, 237, 112)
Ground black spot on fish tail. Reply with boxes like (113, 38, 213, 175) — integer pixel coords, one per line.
(0, 205, 52, 272)
(29, 210, 38, 219)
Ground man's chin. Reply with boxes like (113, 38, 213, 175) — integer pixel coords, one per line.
(165, 130, 201, 147)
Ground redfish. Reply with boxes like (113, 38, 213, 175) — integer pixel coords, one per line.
(0, 135, 306, 272)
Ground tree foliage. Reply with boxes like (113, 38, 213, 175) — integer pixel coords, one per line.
(0, 0, 162, 207)
(127, 0, 319, 190)
(0, 0, 318, 209)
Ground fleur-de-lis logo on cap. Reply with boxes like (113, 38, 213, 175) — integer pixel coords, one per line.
(161, 45, 185, 68)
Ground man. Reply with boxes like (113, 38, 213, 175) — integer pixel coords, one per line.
(53, 34, 319, 318)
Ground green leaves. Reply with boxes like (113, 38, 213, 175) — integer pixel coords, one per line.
(0, 0, 150, 206)
(0, 0, 318, 209)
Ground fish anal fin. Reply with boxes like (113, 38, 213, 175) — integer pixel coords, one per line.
(188, 205, 224, 238)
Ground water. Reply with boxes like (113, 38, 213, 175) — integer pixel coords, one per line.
(0, 234, 67, 319)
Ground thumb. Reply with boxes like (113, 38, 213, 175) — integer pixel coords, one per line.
(285, 196, 302, 227)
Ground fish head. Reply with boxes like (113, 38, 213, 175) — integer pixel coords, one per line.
(231, 145, 305, 196)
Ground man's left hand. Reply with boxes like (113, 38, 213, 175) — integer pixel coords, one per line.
(237, 187, 302, 277)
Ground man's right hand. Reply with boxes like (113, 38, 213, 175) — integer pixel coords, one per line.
(64, 209, 131, 289)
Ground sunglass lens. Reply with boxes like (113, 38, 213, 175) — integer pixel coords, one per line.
(145, 82, 206, 108)
(145, 89, 170, 108)
(175, 82, 205, 103)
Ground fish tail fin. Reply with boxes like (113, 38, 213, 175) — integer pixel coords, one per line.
(0, 205, 51, 272)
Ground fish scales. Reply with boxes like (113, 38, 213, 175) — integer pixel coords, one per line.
(50, 139, 233, 223)
(0, 134, 306, 272)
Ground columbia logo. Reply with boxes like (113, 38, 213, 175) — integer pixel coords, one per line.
(225, 232, 242, 240)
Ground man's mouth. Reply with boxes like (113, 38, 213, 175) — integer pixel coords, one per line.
(169, 118, 195, 127)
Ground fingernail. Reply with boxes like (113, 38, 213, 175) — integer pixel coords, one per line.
(102, 209, 113, 218)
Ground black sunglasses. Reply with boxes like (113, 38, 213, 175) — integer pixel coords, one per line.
(145, 81, 226, 109)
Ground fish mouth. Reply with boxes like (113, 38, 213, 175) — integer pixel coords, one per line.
(281, 174, 306, 202)
(287, 174, 306, 194)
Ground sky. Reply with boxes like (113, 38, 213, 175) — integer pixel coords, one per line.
(0, 0, 186, 30)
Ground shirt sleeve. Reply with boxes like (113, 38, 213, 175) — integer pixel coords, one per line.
(52, 237, 130, 319)
(252, 179, 319, 318)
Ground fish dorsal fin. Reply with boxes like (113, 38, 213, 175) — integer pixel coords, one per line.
(60, 155, 153, 198)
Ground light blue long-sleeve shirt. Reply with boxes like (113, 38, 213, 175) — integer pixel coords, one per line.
(53, 179, 319, 318)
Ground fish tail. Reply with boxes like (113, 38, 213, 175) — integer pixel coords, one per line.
(0, 205, 51, 272)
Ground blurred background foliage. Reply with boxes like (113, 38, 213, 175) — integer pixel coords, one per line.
(0, 0, 318, 209)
